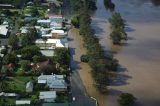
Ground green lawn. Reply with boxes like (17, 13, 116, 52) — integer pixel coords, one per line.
(7, 76, 37, 92)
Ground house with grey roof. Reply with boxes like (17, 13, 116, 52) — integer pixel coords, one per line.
(38, 74, 67, 91)
(39, 91, 56, 102)
(26, 81, 33, 92)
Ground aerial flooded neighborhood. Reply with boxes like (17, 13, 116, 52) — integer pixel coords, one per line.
(0, 0, 160, 106)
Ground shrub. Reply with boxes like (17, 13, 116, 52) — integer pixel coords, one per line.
(80, 54, 89, 63)
(118, 93, 136, 106)
(71, 15, 80, 28)
(1, 49, 7, 55)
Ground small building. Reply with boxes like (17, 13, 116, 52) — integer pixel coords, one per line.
(38, 74, 67, 91)
(41, 29, 67, 38)
(37, 19, 51, 27)
(0, 92, 17, 97)
(16, 100, 31, 105)
(26, 81, 33, 92)
(0, 4, 14, 8)
(49, 16, 64, 29)
(0, 25, 8, 37)
(39, 91, 56, 102)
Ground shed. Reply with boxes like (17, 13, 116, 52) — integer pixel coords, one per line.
(16, 100, 31, 105)
(26, 81, 33, 92)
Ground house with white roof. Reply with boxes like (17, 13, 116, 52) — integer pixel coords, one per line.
(0, 92, 17, 97)
(38, 74, 67, 91)
(42, 29, 67, 38)
(35, 38, 68, 56)
(35, 38, 68, 49)
(16, 100, 31, 105)
(0, 25, 8, 37)
(39, 91, 56, 102)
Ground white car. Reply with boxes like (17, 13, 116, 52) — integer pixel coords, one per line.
(72, 97, 76, 101)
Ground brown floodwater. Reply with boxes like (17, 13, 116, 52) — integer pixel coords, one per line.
(91, 0, 160, 106)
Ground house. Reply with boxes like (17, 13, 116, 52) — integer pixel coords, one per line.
(42, 29, 67, 38)
(39, 91, 56, 102)
(49, 15, 64, 29)
(16, 100, 31, 105)
(0, 25, 8, 37)
(26, 81, 33, 92)
(20, 27, 29, 34)
(0, 92, 17, 97)
(37, 19, 51, 27)
(38, 74, 67, 91)
(0, 4, 14, 8)
(35, 38, 68, 49)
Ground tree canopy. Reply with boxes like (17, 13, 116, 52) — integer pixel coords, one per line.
(118, 93, 136, 106)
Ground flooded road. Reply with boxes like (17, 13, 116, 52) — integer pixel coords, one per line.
(91, 0, 160, 106)
(68, 28, 107, 106)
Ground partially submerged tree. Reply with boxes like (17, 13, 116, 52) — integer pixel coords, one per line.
(118, 93, 136, 106)
(109, 12, 127, 44)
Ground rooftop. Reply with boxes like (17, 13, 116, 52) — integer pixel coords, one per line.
(43, 103, 69, 106)
(0, 25, 8, 36)
(39, 91, 56, 99)
(16, 100, 31, 105)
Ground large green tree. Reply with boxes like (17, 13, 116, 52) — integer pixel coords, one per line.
(118, 93, 136, 106)
(3, 53, 18, 64)
(21, 45, 41, 60)
(54, 48, 70, 66)
(8, 34, 19, 49)
(109, 12, 127, 44)
(19, 60, 31, 72)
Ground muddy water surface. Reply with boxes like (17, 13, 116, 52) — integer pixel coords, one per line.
(91, 0, 160, 106)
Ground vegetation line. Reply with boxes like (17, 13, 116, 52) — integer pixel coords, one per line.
(70, 0, 118, 93)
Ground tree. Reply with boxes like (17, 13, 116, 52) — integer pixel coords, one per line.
(118, 93, 136, 106)
(32, 55, 46, 63)
(109, 12, 127, 44)
(8, 34, 19, 49)
(21, 30, 36, 47)
(110, 29, 122, 44)
(0, 80, 8, 92)
(39, 65, 57, 75)
(54, 48, 70, 66)
(30, 7, 39, 17)
(71, 15, 80, 28)
(42, 37, 47, 49)
(19, 60, 31, 72)
(104, 0, 115, 10)
(3, 53, 18, 64)
(21, 45, 41, 60)
(80, 54, 89, 62)
(109, 12, 125, 30)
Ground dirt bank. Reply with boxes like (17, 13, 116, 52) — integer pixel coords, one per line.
(68, 28, 107, 106)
